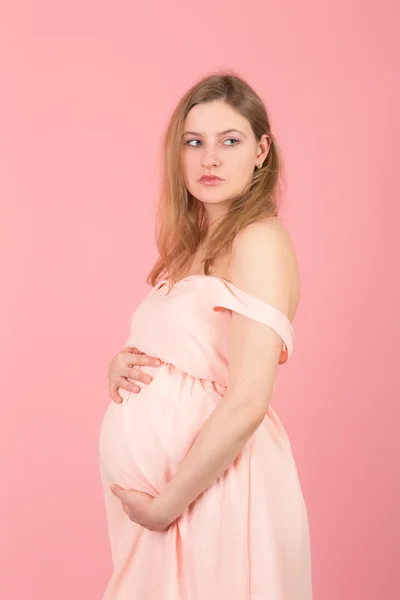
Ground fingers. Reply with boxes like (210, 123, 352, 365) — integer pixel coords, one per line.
(109, 387, 124, 403)
(109, 348, 163, 403)
(120, 347, 161, 367)
(109, 373, 140, 401)
(129, 369, 153, 385)
(109, 367, 155, 402)
(109, 380, 141, 402)
(132, 354, 162, 368)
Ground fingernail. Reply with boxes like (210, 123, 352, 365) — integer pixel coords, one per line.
(144, 376, 152, 383)
(155, 360, 161, 366)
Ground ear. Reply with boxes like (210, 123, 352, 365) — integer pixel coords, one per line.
(255, 133, 272, 167)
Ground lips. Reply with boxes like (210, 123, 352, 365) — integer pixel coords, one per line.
(200, 175, 222, 182)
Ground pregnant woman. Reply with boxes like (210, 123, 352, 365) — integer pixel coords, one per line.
(99, 71, 313, 599)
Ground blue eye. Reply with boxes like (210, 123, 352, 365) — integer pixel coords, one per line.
(185, 139, 201, 147)
(185, 138, 240, 147)
(224, 138, 239, 146)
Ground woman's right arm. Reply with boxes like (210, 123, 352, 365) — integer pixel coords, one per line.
(108, 346, 162, 403)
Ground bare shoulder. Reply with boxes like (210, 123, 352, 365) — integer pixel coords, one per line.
(233, 216, 294, 250)
(228, 217, 301, 320)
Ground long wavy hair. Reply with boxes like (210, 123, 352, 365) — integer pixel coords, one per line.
(146, 70, 285, 288)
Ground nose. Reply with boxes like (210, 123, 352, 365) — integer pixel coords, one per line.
(201, 146, 221, 169)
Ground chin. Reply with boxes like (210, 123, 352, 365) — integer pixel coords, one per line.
(192, 187, 232, 204)
(196, 194, 232, 205)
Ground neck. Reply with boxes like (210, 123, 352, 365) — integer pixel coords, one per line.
(204, 204, 229, 238)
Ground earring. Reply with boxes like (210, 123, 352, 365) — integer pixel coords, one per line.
(257, 160, 264, 169)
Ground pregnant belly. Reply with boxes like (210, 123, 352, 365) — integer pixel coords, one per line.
(98, 362, 225, 496)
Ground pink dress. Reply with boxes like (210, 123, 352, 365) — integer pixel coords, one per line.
(99, 275, 312, 599)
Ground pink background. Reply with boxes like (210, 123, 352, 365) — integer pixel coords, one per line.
(1, 1, 399, 598)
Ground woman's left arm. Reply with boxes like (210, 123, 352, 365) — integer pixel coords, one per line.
(152, 219, 297, 525)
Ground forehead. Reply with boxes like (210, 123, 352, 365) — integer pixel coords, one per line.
(184, 100, 251, 135)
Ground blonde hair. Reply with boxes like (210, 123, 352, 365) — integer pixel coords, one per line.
(147, 70, 285, 287)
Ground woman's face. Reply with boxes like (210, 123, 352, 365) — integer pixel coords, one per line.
(181, 100, 270, 206)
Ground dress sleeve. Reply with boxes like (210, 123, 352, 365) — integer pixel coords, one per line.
(212, 279, 295, 359)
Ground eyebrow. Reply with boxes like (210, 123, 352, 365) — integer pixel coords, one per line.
(182, 129, 247, 138)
